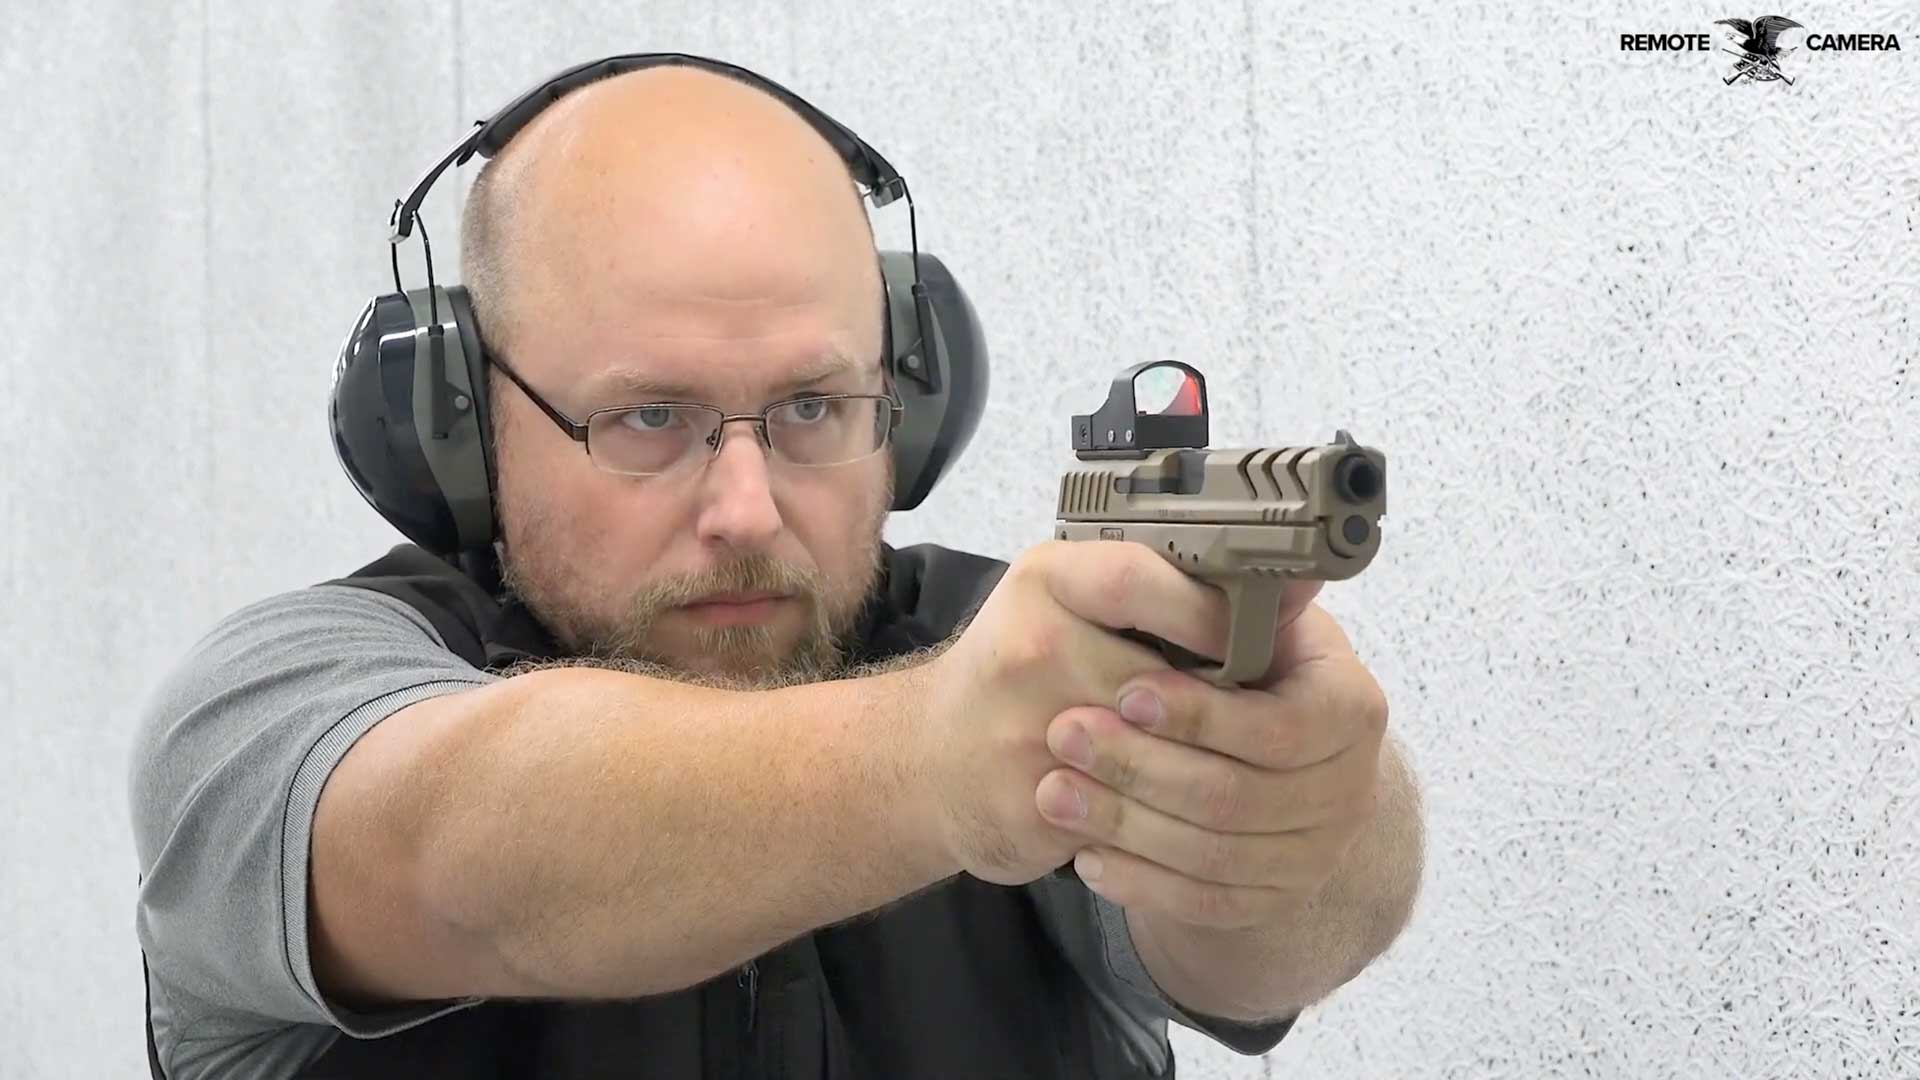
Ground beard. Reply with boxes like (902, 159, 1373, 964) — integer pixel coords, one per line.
(494, 476, 891, 693)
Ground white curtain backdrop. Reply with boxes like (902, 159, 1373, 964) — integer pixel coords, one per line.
(3, 2, 1915, 1076)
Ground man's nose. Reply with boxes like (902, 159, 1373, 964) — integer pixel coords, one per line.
(693, 422, 783, 549)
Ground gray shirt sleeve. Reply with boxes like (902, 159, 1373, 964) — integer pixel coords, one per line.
(1025, 870, 1295, 1070)
(128, 584, 502, 1080)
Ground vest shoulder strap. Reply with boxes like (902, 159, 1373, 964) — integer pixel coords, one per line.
(320, 545, 545, 669)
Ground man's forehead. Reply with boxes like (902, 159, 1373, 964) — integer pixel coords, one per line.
(584, 343, 877, 403)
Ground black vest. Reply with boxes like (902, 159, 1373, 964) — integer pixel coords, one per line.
(226, 542, 1172, 1079)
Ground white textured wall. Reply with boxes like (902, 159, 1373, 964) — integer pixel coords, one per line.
(3, 2, 1916, 1077)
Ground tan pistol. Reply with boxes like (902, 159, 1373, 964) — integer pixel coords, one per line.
(1054, 361, 1388, 686)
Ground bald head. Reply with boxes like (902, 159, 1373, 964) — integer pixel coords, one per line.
(459, 63, 880, 363)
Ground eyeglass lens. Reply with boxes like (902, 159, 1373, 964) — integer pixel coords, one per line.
(585, 397, 891, 475)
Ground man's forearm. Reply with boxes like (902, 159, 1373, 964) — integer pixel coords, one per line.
(1130, 736, 1425, 1022)
(416, 662, 957, 999)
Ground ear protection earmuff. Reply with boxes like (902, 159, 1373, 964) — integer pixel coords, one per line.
(330, 53, 990, 557)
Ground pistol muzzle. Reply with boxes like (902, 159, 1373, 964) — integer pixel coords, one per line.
(1333, 453, 1383, 504)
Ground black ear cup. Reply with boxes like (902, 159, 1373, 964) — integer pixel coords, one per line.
(331, 286, 494, 554)
(883, 251, 989, 511)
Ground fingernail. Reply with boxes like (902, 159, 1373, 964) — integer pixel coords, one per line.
(1054, 722, 1093, 769)
(1075, 850, 1103, 884)
(1118, 689, 1163, 730)
(1042, 778, 1087, 822)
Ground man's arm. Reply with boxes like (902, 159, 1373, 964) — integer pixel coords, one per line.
(311, 659, 959, 1004)
(1125, 735, 1424, 1022)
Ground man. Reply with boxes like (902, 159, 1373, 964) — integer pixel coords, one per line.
(129, 59, 1424, 1078)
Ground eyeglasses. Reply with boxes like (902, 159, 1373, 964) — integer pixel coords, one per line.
(488, 350, 905, 477)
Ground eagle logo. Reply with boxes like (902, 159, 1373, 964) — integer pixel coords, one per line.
(1717, 15, 1804, 83)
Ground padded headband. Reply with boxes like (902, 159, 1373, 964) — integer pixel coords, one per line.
(392, 53, 908, 244)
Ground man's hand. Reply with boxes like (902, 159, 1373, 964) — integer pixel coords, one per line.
(912, 540, 1263, 886)
(1031, 577, 1391, 930)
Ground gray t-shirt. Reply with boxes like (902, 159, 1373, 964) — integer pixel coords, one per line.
(128, 583, 1293, 1079)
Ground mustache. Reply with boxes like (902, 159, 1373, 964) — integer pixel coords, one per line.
(637, 553, 826, 609)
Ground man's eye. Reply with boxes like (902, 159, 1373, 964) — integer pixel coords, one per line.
(621, 407, 679, 431)
(788, 397, 830, 422)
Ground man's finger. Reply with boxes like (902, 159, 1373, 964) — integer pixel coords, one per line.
(1036, 765, 1333, 889)
(1039, 539, 1232, 663)
(1044, 703, 1361, 833)
(1117, 652, 1388, 771)
(1271, 579, 1323, 633)
(1066, 843, 1297, 931)
(1257, 602, 1356, 688)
